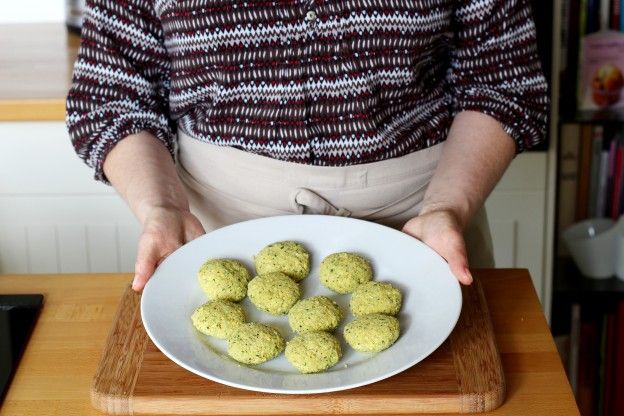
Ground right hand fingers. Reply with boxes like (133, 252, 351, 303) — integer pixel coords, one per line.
(132, 209, 206, 292)
(133, 232, 159, 292)
(132, 231, 182, 292)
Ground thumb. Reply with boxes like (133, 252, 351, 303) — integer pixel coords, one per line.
(448, 258, 473, 286)
(133, 236, 160, 292)
(184, 214, 206, 242)
(435, 232, 473, 285)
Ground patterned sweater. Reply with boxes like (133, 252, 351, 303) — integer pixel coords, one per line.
(67, 0, 549, 182)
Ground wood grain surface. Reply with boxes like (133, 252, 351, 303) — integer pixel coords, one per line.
(0, 23, 79, 121)
(90, 285, 149, 415)
(91, 279, 504, 415)
(0, 270, 580, 416)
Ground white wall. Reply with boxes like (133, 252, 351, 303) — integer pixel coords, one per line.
(1, 1, 65, 24)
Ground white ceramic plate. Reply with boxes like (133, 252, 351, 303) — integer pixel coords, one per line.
(141, 215, 461, 394)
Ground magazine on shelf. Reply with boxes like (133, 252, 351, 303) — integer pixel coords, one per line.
(578, 31, 624, 110)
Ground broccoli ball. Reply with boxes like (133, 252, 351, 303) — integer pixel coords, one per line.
(254, 241, 310, 282)
(227, 323, 285, 365)
(343, 314, 400, 353)
(191, 299, 246, 339)
(319, 252, 373, 294)
(288, 296, 342, 333)
(350, 281, 402, 317)
(197, 259, 251, 302)
(247, 272, 301, 315)
(285, 331, 342, 374)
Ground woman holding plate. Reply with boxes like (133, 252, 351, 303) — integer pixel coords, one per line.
(66, 0, 549, 291)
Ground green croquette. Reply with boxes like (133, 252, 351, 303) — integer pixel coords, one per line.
(285, 331, 342, 373)
(227, 323, 285, 365)
(350, 281, 402, 317)
(319, 252, 373, 294)
(288, 296, 342, 333)
(254, 241, 310, 282)
(247, 272, 301, 315)
(343, 314, 400, 353)
(197, 259, 251, 302)
(191, 299, 246, 339)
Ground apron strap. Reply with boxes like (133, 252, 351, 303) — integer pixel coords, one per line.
(290, 188, 351, 217)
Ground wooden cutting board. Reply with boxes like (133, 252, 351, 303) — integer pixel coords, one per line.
(91, 279, 504, 415)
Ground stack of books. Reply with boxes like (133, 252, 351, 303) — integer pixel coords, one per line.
(559, 124, 624, 239)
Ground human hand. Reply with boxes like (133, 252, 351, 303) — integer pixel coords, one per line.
(132, 206, 206, 292)
(402, 209, 473, 285)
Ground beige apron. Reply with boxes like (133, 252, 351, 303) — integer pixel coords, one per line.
(176, 129, 494, 267)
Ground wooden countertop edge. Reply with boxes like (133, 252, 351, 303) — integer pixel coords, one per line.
(0, 99, 65, 121)
(0, 271, 580, 416)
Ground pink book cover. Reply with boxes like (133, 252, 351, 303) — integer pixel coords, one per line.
(578, 31, 624, 110)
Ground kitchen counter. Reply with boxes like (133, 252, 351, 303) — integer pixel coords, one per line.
(0, 269, 578, 415)
(0, 23, 79, 121)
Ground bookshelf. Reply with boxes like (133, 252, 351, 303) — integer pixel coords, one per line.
(555, 259, 624, 304)
(552, 0, 624, 414)
(561, 107, 624, 123)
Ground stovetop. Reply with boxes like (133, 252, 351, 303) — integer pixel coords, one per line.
(0, 294, 43, 405)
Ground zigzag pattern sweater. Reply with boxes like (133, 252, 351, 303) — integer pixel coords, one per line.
(67, 0, 549, 182)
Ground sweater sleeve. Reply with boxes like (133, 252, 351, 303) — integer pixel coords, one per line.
(448, 0, 549, 152)
(66, 0, 174, 182)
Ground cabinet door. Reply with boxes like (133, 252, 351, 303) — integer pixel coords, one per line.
(485, 152, 548, 302)
(0, 122, 140, 273)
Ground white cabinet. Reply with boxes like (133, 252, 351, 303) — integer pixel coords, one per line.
(484, 152, 550, 304)
(0, 122, 553, 309)
(0, 122, 140, 274)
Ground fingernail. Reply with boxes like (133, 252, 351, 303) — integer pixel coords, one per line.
(464, 267, 473, 284)
(132, 274, 139, 289)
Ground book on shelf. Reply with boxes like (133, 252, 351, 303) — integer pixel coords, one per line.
(588, 126, 604, 217)
(562, 124, 624, 224)
(558, 124, 581, 256)
(563, 0, 624, 111)
(561, 0, 571, 74)
(611, 0, 621, 30)
(605, 136, 617, 215)
(580, 0, 589, 39)
(567, 301, 624, 415)
(597, 313, 608, 415)
(576, 309, 600, 415)
(597, 149, 610, 216)
(603, 311, 616, 415)
(578, 31, 624, 111)
(577, 126, 594, 220)
(610, 140, 624, 218)
(613, 301, 624, 415)
(588, 0, 602, 33)
(561, 0, 581, 86)
(568, 303, 581, 393)
(599, 0, 611, 31)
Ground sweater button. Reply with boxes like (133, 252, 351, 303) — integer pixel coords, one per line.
(305, 10, 317, 21)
